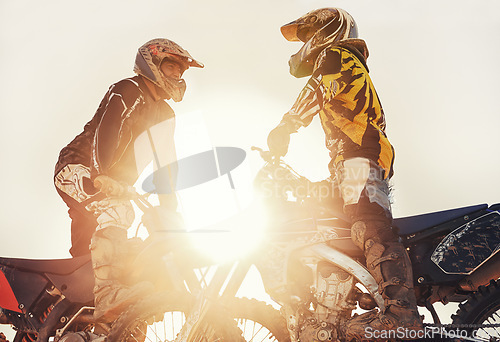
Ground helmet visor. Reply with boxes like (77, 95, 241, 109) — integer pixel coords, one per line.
(281, 22, 301, 42)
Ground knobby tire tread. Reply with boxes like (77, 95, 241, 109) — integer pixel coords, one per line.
(452, 279, 500, 326)
(223, 297, 290, 342)
(107, 291, 244, 342)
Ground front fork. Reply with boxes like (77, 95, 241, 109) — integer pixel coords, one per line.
(168, 258, 252, 341)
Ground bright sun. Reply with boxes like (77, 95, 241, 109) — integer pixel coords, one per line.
(130, 110, 267, 263)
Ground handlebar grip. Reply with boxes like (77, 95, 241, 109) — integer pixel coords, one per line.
(251, 146, 275, 163)
(93, 176, 104, 190)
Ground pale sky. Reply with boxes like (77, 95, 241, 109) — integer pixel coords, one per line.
(1, 0, 499, 334)
(2, 0, 499, 258)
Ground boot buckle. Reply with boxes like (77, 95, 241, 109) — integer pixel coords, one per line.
(379, 314, 395, 328)
(385, 298, 410, 308)
(370, 252, 400, 268)
(378, 277, 403, 293)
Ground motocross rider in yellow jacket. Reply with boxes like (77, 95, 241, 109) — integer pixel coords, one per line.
(267, 8, 423, 340)
(54, 39, 203, 321)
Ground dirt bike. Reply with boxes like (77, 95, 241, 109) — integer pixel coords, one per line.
(106, 148, 500, 342)
(240, 147, 500, 341)
(2, 149, 499, 342)
(0, 187, 287, 342)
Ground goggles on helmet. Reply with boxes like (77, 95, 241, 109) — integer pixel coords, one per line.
(281, 8, 361, 78)
(133, 38, 203, 101)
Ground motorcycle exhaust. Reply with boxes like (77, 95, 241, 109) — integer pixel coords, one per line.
(458, 252, 500, 292)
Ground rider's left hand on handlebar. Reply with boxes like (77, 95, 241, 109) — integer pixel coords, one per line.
(94, 175, 128, 197)
(267, 124, 291, 157)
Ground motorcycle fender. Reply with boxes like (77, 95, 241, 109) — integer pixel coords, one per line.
(0, 266, 47, 314)
(0, 268, 21, 313)
(45, 260, 94, 304)
(302, 244, 385, 311)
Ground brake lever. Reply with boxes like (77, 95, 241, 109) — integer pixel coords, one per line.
(251, 146, 279, 164)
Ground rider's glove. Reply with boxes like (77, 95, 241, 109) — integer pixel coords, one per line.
(267, 121, 294, 157)
(93, 175, 127, 197)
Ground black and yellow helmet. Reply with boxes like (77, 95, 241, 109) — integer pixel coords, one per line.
(281, 8, 364, 78)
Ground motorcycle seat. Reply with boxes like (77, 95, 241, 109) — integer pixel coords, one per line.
(393, 204, 488, 236)
(0, 254, 91, 275)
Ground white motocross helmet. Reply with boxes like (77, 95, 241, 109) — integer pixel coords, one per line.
(134, 38, 203, 101)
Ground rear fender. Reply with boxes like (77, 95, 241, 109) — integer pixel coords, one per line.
(0, 266, 48, 314)
(45, 260, 94, 305)
(0, 268, 21, 313)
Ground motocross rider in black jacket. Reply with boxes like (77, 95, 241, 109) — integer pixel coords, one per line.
(267, 8, 423, 340)
(54, 38, 203, 321)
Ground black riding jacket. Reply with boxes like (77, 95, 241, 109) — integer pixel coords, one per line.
(55, 76, 175, 185)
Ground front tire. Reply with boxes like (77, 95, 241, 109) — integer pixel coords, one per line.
(107, 291, 244, 342)
(223, 298, 290, 342)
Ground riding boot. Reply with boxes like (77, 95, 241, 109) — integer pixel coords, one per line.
(344, 221, 423, 341)
(91, 227, 153, 322)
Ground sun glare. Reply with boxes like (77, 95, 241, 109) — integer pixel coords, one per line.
(131, 110, 267, 263)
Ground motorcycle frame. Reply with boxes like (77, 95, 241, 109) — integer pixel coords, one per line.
(126, 172, 388, 340)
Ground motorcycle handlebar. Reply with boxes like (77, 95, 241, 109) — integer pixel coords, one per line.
(122, 187, 155, 213)
(251, 146, 279, 164)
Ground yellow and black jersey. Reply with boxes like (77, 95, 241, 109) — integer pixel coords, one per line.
(282, 44, 395, 178)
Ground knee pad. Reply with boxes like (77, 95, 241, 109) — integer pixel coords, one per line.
(336, 158, 392, 218)
(351, 220, 398, 250)
(86, 198, 135, 232)
(55, 164, 95, 202)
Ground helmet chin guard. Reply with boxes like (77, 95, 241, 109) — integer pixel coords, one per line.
(133, 38, 203, 101)
(281, 8, 360, 78)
